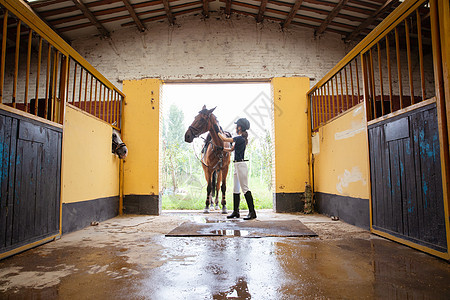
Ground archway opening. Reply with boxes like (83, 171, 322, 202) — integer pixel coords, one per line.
(160, 82, 274, 211)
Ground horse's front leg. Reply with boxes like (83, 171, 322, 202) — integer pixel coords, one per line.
(205, 182, 213, 213)
(203, 167, 212, 214)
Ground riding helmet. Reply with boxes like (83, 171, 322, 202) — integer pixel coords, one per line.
(235, 118, 250, 131)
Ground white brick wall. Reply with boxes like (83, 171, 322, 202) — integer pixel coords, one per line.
(71, 12, 354, 90)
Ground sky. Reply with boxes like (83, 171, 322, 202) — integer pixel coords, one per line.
(161, 83, 273, 140)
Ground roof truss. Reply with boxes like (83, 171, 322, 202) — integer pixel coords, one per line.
(21, 0, 410, 42)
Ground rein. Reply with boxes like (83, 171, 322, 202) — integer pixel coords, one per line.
(190, 114, 228, 171)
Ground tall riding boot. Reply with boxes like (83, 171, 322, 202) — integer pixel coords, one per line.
(227, 193, 240, 219)
(243, 191, 257, 220)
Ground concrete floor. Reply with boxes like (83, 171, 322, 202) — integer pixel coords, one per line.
(0, 210, 449, 299)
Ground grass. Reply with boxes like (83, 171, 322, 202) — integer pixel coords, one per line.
(161, 177, 273, 210)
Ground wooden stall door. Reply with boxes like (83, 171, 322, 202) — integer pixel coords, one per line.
(369, 103, 447, 253)
(0, 109, 62, 255)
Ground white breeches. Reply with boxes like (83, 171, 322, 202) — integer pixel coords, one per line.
(233, 162, 249, 194)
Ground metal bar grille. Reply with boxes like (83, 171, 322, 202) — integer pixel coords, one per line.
(309, 0, 437, 129)
(0, 2, 124, 129)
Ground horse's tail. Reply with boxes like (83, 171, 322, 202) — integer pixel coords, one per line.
(211, 170, 217, 197)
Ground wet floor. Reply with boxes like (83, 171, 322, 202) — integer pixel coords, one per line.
(0, 211, 449, 299)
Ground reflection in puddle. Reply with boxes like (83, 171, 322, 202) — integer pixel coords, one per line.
(213, 277, 251, 299)
(189, 216, 241, 224)
(210, 230, 249, 237)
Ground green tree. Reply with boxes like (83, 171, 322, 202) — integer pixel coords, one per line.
(164, 104, 188, 191)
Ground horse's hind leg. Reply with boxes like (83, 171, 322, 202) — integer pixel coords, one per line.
(221, 166, 229, 214)
(221, 182, 227, 214)
(214, 172, 222, 211)
(205, 182, 212, 214)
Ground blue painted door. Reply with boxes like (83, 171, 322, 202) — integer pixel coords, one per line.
(368, 103, 447, 253)
(0, 109, 62, 255)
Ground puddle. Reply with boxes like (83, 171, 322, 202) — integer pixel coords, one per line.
(187, 216, 240, 224)
(209, 230, 249, 237)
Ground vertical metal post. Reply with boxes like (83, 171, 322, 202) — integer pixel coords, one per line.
(51, 50, 59, 122)
(328, 81, 334, 118)
(344, 66, 349, 110)
(417, 9, 426, 101)
(44, 44, 51, 119)
(13, 20, 21, 108)
(34, 37, 42, 115)
(395, 27, 404, 109)
(362, 53, 372, 121)
(334, 75, 340, 113)
(369, 48, 377, 119)
(339, 71, 344, 113)
(99, 83, 103, 119)
(94, 80, 98, 117)
(377, 42, 385, 116)
(24, 30, 32, 112)
(350, 61, 355, 107)
(78, 68, 83, 108)
(355, 57, 361, 103)
(108, 89, 112, 124)
(59, 55, 68, 124)
(0, 11, 8, 104)
(84, 70, 88, 110)
(89, 76, 93, 114)
(65, 58, 70, 104)
(386, 34, 394, 113)
(72, 63, 77, 105)
(328, 77, 337, 117)
(405, 18, 415, 105)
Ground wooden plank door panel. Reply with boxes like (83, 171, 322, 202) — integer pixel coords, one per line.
(0, 109, 61, 254)
(369, 103, 447, 252)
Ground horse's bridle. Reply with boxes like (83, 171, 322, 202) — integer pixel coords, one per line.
(112, 139, 127, 153)
(188, 125, 202, 138)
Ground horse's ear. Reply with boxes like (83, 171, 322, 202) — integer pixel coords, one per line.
(208, 107, 216, 115)
(202, 105, 206, 110)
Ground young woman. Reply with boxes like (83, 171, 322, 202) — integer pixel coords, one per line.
(218, 118, 256, 220)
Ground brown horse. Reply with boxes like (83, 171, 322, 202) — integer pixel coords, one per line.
(185, 105, 231, 213)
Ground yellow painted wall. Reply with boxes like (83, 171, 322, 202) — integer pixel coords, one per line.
(122, 79, 160, 195)
(312, 103, 370, 199)
(272, 77, 310, 193)
(62, 105, 120, 203)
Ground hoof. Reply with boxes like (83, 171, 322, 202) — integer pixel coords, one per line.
(209, 206, 215, 211)
(221, 207, 228, 214)
(203, 207, 210, 214)
(214, 205, 220, 211)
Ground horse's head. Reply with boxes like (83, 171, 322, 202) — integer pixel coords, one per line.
(184, 105, 216, 143)
(112, 130, 128, 159)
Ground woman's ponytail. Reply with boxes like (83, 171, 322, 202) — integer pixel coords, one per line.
(241, 130, 248, 145)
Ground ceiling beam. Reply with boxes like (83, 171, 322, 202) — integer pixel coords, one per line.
(28, 0, 68, 9)
(345, 0, 398, 42)
(122, 0, 146, 32)
(282, 0, 304, 28)
(225, 0, 232, 17)
(256, 0, 269, 23)
(300, 4, 363, 23)
(315, 0, 349, 36)
(161, 0, 175, 25)
(230, 8, 350, 36)
(347, 0, 380, 10)
(202, 0, 209, 17)
(23, 0, 70, 41)
(71, 0, 110, 37)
